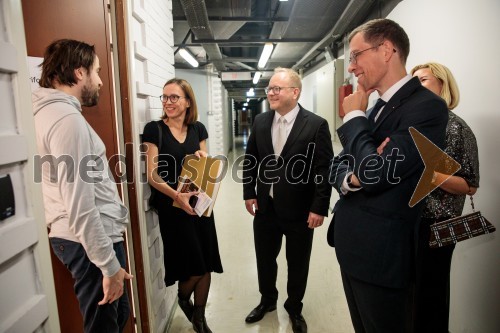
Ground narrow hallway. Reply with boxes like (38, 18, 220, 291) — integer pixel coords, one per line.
(168, 131, 353, 332)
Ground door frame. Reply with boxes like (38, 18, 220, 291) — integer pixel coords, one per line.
(111, 0, 150, 331)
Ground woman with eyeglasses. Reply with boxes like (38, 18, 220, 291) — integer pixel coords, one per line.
(142, 78, 223, 333)
(411, 63, 479, 332)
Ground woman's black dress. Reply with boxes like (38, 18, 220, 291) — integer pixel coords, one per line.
(143, 120, 223, 286)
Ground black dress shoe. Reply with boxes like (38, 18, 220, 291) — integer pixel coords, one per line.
(245, 303, 277, 323)
(289, 313, 307, 333)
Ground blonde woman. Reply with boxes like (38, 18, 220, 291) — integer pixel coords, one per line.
(411, 63, 479, 332)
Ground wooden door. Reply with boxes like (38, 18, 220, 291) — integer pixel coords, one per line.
(21, 0, 134, 331)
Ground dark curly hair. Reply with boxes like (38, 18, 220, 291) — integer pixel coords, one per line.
(39, 39, 96, 88)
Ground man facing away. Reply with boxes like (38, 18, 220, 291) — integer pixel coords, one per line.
(32, 39, 133, 333)
(329, 19, 448, 332)
(243, 67, 334, 333)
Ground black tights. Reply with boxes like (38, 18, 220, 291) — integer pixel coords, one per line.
(178, 273, 211, 306)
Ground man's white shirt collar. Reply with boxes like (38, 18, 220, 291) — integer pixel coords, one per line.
(379, 74, 412, 103)
(274, 104, 300, 124)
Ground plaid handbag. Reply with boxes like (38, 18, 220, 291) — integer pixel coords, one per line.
(429, 196, 496, 248)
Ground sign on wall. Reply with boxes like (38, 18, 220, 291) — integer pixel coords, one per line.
(27, 56, 43, 92)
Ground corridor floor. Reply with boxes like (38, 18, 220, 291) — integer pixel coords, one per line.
(168, 136, 353, 333)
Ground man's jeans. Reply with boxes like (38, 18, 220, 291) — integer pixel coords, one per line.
(50, 238, 130, 333)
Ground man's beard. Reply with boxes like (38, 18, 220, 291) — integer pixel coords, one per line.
(81, 83, 99, 107)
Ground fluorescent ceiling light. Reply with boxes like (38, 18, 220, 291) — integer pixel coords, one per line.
(253, 71, 262, 84)
(258, 43, 273, 69)
(179, 48, 199, 67)
(243, 102, 248, 106)
(279, 0, 288, 2)
(246, 89, 255, 97)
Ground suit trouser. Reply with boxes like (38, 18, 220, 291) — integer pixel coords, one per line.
(413, 217, 455, 333)
(341, 270, 413, 333)
(253, 198, 314, 315)
(50, 238, 130, 333)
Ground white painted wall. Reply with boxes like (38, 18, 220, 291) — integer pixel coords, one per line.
(124, 0, 176, 331)
(222, 88, 232, 153)
(389, 1, 500, 331)
(299, 70, 315, 113)
(175, 69, 210, 126)
(300, 60, 344, 142)
(176, 68, 231, 156)
(300, 62, 336, 136)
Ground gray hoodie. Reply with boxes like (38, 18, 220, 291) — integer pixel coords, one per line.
(32, 87, 128, 277)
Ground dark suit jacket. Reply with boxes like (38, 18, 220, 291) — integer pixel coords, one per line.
(243, 105, 333, 221)
(329, 77, 448, 288)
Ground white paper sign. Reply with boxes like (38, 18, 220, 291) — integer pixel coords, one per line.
(27, 56, 43, 92)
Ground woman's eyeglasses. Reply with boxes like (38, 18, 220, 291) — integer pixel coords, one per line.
(159, 94, 185, 103)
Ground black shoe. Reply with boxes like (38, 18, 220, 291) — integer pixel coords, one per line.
(245, 303, 277, 323)
(192, 305, 212, 333)
(289, 313, 307, 333)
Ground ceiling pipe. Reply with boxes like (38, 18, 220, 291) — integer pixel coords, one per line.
(173, 16, 289, 22)
(186, 38, 319, 45)
(179, 0, 223, 70)
(174, 30, 192, 56)
(233, 62, 255, 70)
(292, 0, 366, 71)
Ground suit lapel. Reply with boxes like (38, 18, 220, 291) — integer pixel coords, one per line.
(373, 77, 421, 131)
(281, 107, 307, 156)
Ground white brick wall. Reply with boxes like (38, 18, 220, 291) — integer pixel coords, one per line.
(207, 67, 226, 156)
(125, 0, 176, 331)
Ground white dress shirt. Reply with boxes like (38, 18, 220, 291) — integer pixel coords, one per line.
(272, 104, 300, 151)
(270, 104, 300, 197)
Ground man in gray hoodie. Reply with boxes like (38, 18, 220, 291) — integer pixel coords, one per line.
(32, 39, 132, 333)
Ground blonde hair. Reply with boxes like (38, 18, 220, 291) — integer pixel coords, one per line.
(161, 78, 198, 124)
(274, 67, 302, 98)
(411, 62, 460, 110)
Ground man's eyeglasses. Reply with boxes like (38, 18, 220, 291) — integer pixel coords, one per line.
(159, 94, 185, 103)
(349, 43, 384, 65)
(264, 86, 297, 95)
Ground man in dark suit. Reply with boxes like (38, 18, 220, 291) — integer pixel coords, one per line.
(243, 67, 333, 333)
(329, 19, 448, 332)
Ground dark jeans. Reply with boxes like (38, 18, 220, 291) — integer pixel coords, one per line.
(50, 238, 130, 333)
(253, 198, 314, 315)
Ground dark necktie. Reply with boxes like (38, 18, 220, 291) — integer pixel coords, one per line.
(368, 98, 386, 123)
